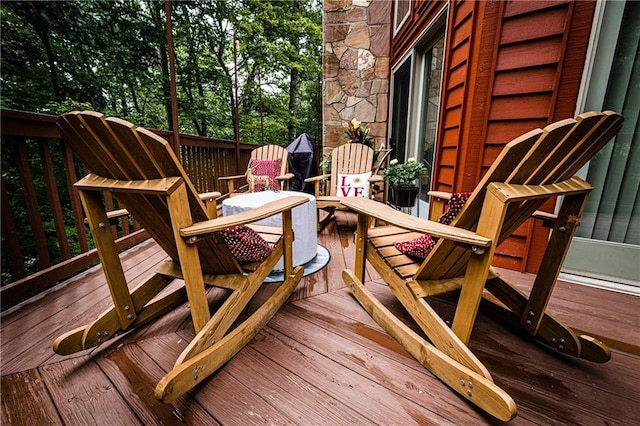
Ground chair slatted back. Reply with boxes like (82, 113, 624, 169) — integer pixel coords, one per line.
(57, 111, 242, 275)
(250, 145, 289, 176)
(416, 111, 623, 280)
(328, 143, 375, 196)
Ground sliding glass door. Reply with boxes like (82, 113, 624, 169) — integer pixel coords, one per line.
(388, 18, 445, 217)
(564, 0, 639, 292)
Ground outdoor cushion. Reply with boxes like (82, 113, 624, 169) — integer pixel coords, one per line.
(220, 226, 273, 262)
(394, 192, 471, 260)
(249, 159, 281, 191)
(337, 172, 372, 198)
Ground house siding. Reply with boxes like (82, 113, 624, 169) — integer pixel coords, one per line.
(396, 0, 596, 273)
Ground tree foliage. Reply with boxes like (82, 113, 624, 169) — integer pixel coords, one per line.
(1, 0, 323, 145)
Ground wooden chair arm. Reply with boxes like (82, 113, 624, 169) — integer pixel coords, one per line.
(304, 174, 330, 183)
(199, 191, 221, 201)
(532, 210, 557, 228)
(368, 174, 383, 183)
(218, 174, 246, 181)
(341, 197, 492, 248)
(428, 191, 452, 221)
(84, 208, 129, 225)
(180, 195, 310, 240)
(199, 191, 221, 219)
(277, 173, 295, 181)
(305, 174, 330, 197)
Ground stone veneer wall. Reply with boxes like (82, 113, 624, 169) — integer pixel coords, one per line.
(323, 0, 391, 151)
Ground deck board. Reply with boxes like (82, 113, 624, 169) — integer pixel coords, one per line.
(1, 211, 639, 425)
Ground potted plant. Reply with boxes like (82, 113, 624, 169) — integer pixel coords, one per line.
(382, 157, 428, 207)
(343, 118, 375, 149)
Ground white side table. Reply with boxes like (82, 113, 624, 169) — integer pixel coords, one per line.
(222, 191, 317, 271)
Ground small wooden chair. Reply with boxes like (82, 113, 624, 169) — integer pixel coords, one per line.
(219, 145, 294, 194)
(341, 111, 624, 421)
(305, 142, 383, 230)
(54, 111, 309, 402)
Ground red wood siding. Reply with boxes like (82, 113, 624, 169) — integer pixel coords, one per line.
(392, 0, 596, 273)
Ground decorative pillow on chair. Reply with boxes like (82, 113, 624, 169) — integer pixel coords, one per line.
(394, 192, 472, 260)
(248, 159, 281, 191)
(220, 226, 273, 262)
(337, 172, 372, 198)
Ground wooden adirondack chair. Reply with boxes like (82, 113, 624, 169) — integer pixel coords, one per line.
(341, 111, 624, 421)
(305, 142, 383, 229)
(219, 144, 294, 194)
(53, 111, 309, 402)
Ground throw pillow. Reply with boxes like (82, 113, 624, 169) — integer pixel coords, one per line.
(220, 226, 273, 262)
(248, 159, 281, 191)
(336, 172, 372, 198)
(394, 192, 472, 260)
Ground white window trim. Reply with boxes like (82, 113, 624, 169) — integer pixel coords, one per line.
(394, 0, 411, 36)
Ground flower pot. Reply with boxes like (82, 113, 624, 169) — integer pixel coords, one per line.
(389, 185, 419, 207)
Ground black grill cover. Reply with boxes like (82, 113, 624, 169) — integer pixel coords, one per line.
(286, 133, 317, 193)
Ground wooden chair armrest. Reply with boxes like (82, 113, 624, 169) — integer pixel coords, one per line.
(428, 190, 452, 201)
(532, 210, 557, 228)
(368, 174, 383, 183)
(199, 191, 221, 201)
(305, 174, 330, 197)
(341, 197, 492, 248)
(218, 174, 246, 181)
(428, 191, 452, 221)
(84, 208, 129, 225)
(199, 191, 221, 219)
(180, 196, 310, 240)
(304, 174, 330, 183)
(277, 173, 295, 181)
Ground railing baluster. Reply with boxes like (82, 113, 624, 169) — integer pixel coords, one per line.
(1, 176, 26, 279)
(40, 140, 72, 260)
(62, 143, 89, 253)
(14, 139, 51, 268)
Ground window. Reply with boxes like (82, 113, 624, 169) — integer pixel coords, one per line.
(394, 0, 410, 34)
(389, 18, 446, 217)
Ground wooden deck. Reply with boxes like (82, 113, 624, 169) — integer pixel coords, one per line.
(2, 211, 639, 425)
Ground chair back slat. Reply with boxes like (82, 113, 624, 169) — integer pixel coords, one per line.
(251, 145, 289, 175)
(57, 111, 241, 275)
(329, 143, 374, 196)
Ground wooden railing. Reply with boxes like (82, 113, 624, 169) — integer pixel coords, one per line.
(0, 109, 256, 308)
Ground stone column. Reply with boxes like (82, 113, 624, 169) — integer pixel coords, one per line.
(323, 0, 391, 151)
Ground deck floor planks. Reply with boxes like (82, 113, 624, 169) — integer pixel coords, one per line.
(38, 355, 142, 425)
(1, 369, 63, 425)
(138, 332, 309, 425)
(254, 322, 463, 425)
(268, 303, 488, 423)
(94, 342, 216, 425)
(0, 240, 168, 374)
(1, 215, 639, 425)
(226, 345, 374, 425)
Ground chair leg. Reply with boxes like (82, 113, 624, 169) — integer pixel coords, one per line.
(155, 266, 304, 403)
(317, 207, 335, 232)
(484, 276, 610, 363)
(174, 242, 284, 364)
(343, 270, 517, 422)
(452, 190, 507, 344)
(53, 273, 184, 355)
(521, 193, 588, 334)
(366, 251, 492, 379)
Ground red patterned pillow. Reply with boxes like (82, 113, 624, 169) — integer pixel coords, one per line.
(220, 226, 273, 262)
(249, 159, 281, 191)
(394, 192, 472, 260)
